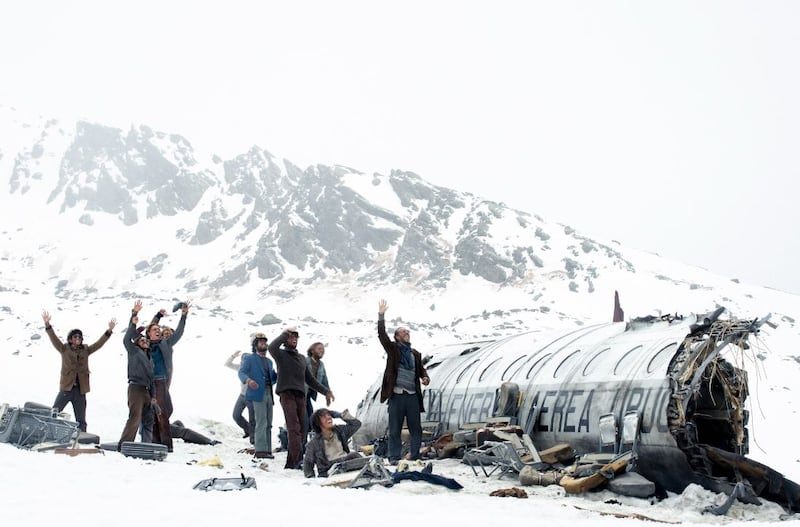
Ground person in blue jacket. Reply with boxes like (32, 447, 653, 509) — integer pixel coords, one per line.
(238, 333, 278, 458)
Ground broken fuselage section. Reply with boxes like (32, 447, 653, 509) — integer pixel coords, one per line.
(355, 308, 800, 510)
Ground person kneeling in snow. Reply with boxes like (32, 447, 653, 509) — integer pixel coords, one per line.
(303, 408, 362, 478)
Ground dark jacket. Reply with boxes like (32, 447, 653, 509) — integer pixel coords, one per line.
(268, 331, 330, 396)
(378, 315, 428, 412)
(238, 352, 277, 403)
(303, 411, 361, 478)
(45, 325, 112, 394)
(151, 311, 187, 384)
(123, 316, 155, 398)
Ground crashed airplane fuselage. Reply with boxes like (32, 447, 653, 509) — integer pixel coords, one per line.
(355, 307, 800, 510)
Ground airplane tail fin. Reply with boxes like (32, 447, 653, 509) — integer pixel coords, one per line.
(613, 291, 624, 322)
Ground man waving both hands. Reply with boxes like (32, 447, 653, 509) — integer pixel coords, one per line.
(42, 310, 116, 432)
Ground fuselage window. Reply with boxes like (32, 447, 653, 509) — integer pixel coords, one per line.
(583, 348, 610, 376)
(647, 343, 678, 374)
(554, 350, 581, 379)
(502, 355, 528, 381)
(456, 359, 481, 384)
(479, 357, 503, 381)
(460, 346, 481, 356)
(614, 345, 644, 376)
(526, 353, 552, 380)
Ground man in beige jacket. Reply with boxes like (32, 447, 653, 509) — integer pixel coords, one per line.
(42, 310, 116, 432)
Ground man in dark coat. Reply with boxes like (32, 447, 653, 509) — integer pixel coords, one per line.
(377, 299, 429, 463)
(42, 310, 116, 432)
(269, 327, 334, 470)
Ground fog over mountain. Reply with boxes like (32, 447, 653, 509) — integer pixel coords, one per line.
(4, 104, 797, 322)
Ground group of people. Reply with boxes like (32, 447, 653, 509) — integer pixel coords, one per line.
(41, 298, 431, 477)
(234, 327, 334, 469)
(42, 299, 189, 452)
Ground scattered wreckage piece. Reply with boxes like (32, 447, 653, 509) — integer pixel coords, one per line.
(328, 454, 371, 476)
(0, 402, 79, 449)
(519, 465, 563, 486)
(193, 473, 256, 491)
(560, 452, 631, 494)
(571, 505, 680, 524)
(54, 445, 105, 457)
(606, 471, 656, 498)
(539, 443, 576, 465)
(98, 441, 169, 460)
(489, 487, 528, 498)
(326, 456, 394, 489)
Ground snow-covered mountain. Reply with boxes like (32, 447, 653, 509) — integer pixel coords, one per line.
(1, 103, 800, 488)
(3, 103, 797, 324)
(3, 104, 629, 299)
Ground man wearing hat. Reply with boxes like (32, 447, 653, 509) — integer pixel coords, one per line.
(269, 327, 334, 469)
(42, 309, 117, 432)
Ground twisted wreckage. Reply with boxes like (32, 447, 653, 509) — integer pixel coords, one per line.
(0, 403, 217, 460)
(355, 305, 800, 511)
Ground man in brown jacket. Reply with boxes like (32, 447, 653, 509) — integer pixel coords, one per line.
(42, 310, 116, 432)
(377, 299, 429, 463)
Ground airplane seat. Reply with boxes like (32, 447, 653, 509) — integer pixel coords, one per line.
(493, 382, 520, 425)
(577, 413, 619, 466)
(598, 412, 619, 454)
(620, 411, 641, 451)
(620, 411, 642, 471)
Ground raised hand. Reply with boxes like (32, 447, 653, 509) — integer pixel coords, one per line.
(133, 300, 143, 313)
(378, 299, 388, 315)
(158, 309, 167, 317)
(108, 318, 117, 331)
(181, 301, 191, 314)
(42, 310, 51, 325)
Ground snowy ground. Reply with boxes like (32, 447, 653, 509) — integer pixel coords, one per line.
(1, 408, 797, 527)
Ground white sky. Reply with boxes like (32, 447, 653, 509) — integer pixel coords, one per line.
(2, 1, 799, 293)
